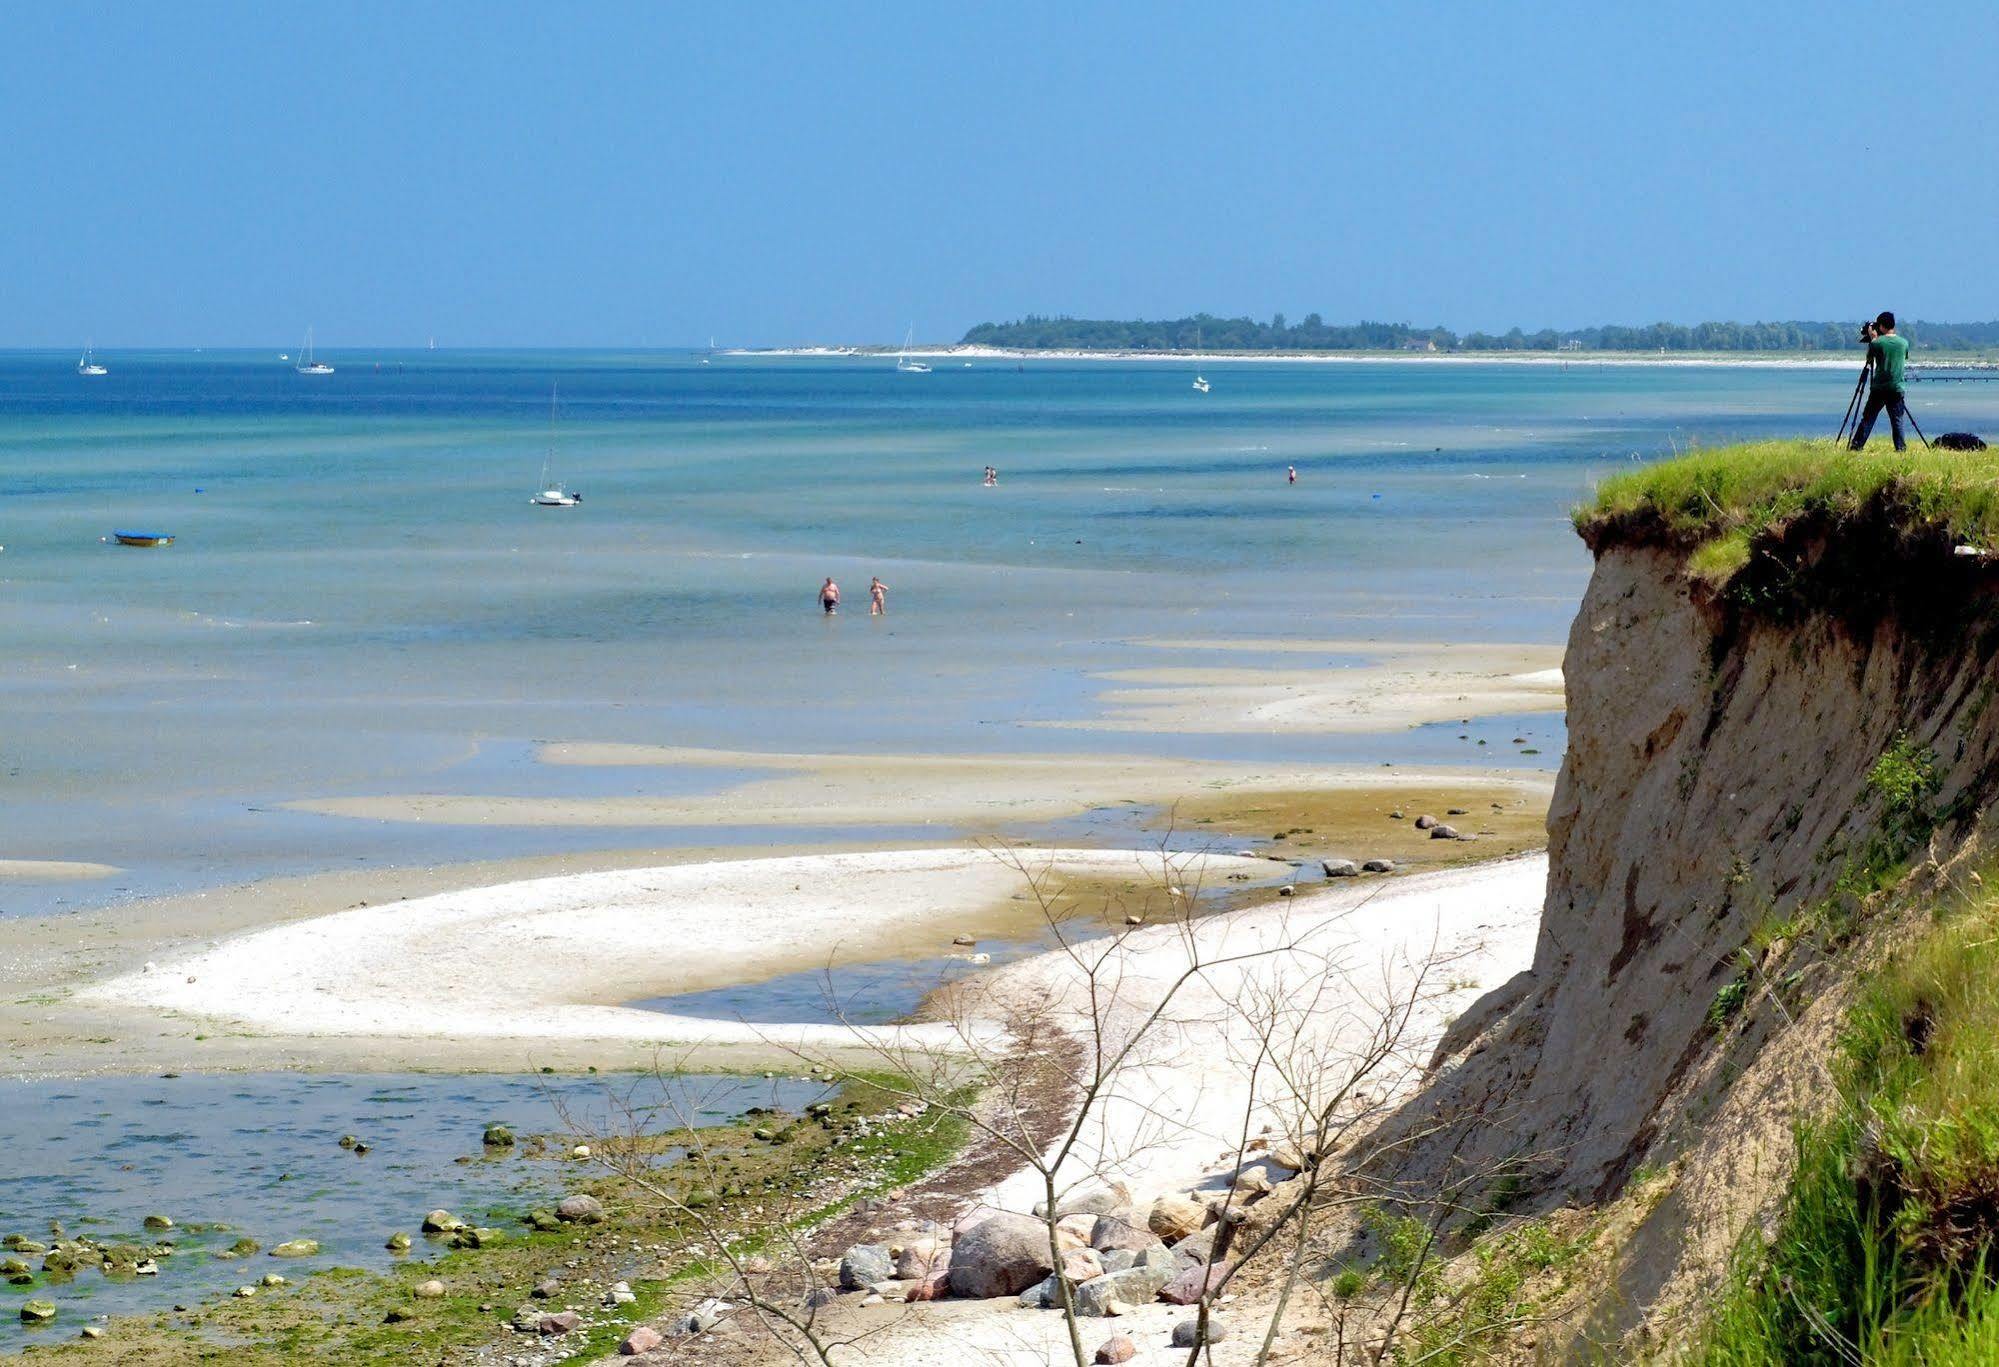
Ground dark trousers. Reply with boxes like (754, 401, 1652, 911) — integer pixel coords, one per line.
(1850, 386, 1908, 451)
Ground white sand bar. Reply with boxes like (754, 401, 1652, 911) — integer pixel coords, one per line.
(78, 847, 1271, 1056)
(1043, 639, 1565, 734)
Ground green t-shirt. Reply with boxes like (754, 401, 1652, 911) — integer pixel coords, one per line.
(1869, 333, 1908, 391)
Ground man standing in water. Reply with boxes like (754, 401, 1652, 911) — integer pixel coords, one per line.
(869, 576, 889, 616)
(1849, 311, 1911, 452)
(1287, 465, 1297, 484)
(819, 577, 841, 615)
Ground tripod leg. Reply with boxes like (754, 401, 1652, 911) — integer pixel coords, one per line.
(1837, 366, 1869, 445)
(1900, 394, 1930, 451)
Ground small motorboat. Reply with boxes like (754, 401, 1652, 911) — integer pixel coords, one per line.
(112, 531, 174, 547)
(1192, 375, 1211, 393)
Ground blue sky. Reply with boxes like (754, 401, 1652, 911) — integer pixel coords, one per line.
(4, 2, 1995, 347)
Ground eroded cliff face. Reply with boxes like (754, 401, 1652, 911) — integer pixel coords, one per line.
(1382, 530, 1999, 1341)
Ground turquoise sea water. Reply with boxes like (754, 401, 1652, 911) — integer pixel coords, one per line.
(4, 350, 1991, 914)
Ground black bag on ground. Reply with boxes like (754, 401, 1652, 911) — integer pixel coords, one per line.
(1937, 432, 1988, 451)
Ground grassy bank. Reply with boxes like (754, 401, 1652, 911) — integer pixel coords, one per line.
(1578, 439, 1999, 588)
(1696, 880, 1999, 1364)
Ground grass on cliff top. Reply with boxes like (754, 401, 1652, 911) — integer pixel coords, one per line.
(1578, 438, 1999, 584)
(1697, 879, 1999, 1365)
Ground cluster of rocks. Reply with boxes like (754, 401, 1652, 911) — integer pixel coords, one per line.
(817, 1144, 1315, 1352)
(5, 1217, 331, 1336)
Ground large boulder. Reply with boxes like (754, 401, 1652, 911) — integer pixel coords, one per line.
(1060, 1248, 1105, 1284)
(20, 1299, 56, 1323)
(268, 1240, 320, 1258)
(1088, 1213, 1162, 1255)
(1074, 1260, 1171, 1316)
(1055, 1213, 1098, 1251)
(1160, 1261, 1229, 1305)
(948, 1212, 1054, 1299)
(838, 1244, 893, 1290)
(892, 1239, 947, 1279)
(1147, 1195, 1209, 1243)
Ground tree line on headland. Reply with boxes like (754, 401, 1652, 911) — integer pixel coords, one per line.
(960, 314, 1999, 353)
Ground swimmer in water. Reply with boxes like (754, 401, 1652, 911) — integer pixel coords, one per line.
(820, 578, 840, 615)
(1287, 465, 1297, 484)
(869, 576, 888, 616)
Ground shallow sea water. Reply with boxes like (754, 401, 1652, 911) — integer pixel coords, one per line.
(6, 351, 1981, 913)
(0, 1071, 818, 1342)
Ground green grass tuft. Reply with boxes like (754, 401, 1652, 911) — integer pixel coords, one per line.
(1697, 882, 1999, 1363)
(1578, 439, 1999, 588)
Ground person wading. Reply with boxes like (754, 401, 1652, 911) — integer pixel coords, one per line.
(1849, 311, 1912, 452)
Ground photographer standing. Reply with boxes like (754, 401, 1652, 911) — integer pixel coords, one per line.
(1849, 311, 1911, 451)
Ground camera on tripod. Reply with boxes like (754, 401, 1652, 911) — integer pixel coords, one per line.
(1857, 321, 1878, 345)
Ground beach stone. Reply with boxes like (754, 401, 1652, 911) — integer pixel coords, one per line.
(803, 1286, 837, 1308)
(1322, 859, 1360, 877)
(1448, 807, 1468, 815)
(1363, 858, 1396, 873)
(892, 1240, 946, 1279)
(421, 1210, 463, 1234)
(482, 1124, 515, 1148)
(142, 1215, 174, 1230)
(950, 1212, 1054, 1299)
(1017, 1275, 1056, 1308)
(1161, 1261, 1229, 1305)
(1147, 1195, 1209, 1243)
(1173, 1314, 1230, 1347)
(532, 1278, 561, 1299)
(386, 1232, 412, 1251)
(1171, 1226, 1219, 1266)
(538, 1310, 581, 1336)
(1090, 1213, 1163, 1255)
(415, 1279, 445, 1299)
(80, 1325, 103, 1340)
(526, 1208, 562, 1232)
(227, 1236, 261, 1256)
(1075, 1262, 1171, 1316)
(1414, 814, 1437, 830)
(511, 1304, 543, 1332)
(1056, 1212, 1097, 1250)
(384, 1307, 414, 1323)
(234, 1286, 256, 1299)
(21, 1299, 56, 1323)
(1095, 1334, 1138, 1364)
(952, 933, 977, 946)
(906, 1270, 951, 1302)
(1061, 1248, 1105, 1284)
(1099, 1248, 1137, 1274)
(555, 1195, 604, 1224)
(338, 1134, 358, 1149)
(839, 1244, 892, 1290)
(269, 1240, 319, 1258)
(260, 1273, 285, 1288)
(1388, 810, 1405, 820)
(1430, 824, 1460, 840)
(621, 1325, 663, 1354)
(684, 1297, 727, 1333)
(1035, 1188, 1126, 1220)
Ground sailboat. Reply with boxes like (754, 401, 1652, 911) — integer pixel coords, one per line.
(701, 335, 714, 365)
(295, 328, 335, 375)
(896, 326, 931, 374)
(1189, 325, 1209, 392)
(530, 385, 581, 506)
(77, 343, 108, 377)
